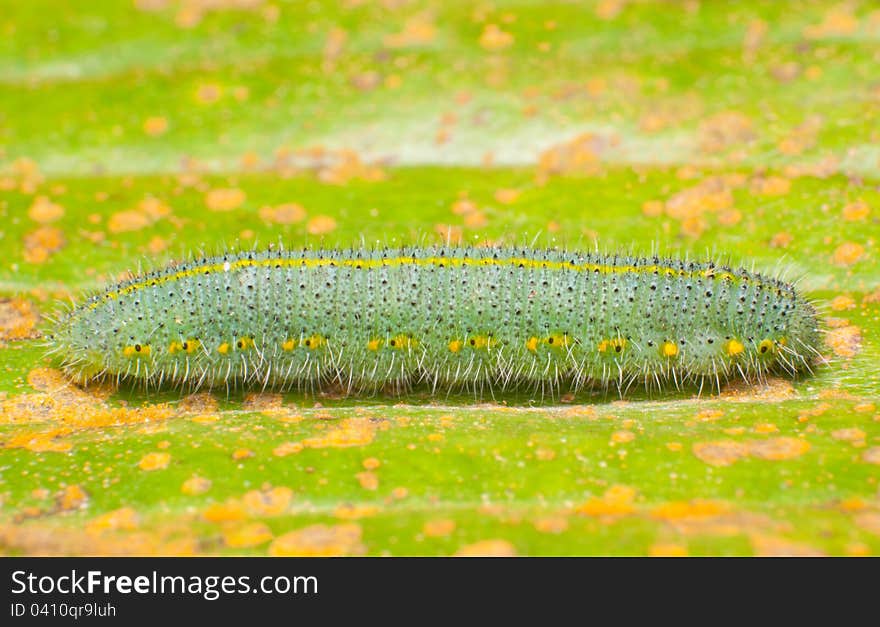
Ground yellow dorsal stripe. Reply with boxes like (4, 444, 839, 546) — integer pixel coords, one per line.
(87, 255, 758, 309)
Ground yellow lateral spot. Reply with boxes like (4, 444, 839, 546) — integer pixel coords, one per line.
(236, 336, 255, 351)
(169, 340, 183, 354)
(468, 335, 497, 350)
(389, 334, 417, 350)
(661, 341, 679, 358)
(217, 342, 230, 355)
(303, 334, 325, 350)
(758, 339, 775, 355)
(526, 336, 539, 353)
(600, 338, 626, 354)
(448, 339, 463, 353)
(546, 333, 570, 349)
(282, 339, 297, 352)
(725, 338, 745, 357)
(778, 336, 787, 346)
(123, 344, 150, 357)
(183, 339, 200, 354)
(367, 338, 383, 351)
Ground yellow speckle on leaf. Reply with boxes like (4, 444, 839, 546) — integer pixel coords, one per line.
(224, 523, 273, 548)
(824, 323, 861, 358)
(751, 534, 825, 557)
(754, 423, 778, 434)
(842, 200, 871, 222)
(534, 517, 569, 534)
(695, 409, 724, 422)
(595, 0, 625, 20)
(273, 441, 304, 457)
(302, 418, 376, 448)
(535, 447, 556, 461)
(143, 116, 168, 136)
(717, 209, 742, 227)
(804, 6, 859, 39)
(454, 539, 517, 557)
(181, 475, 212, 496)
(423, 519, 456, 538)
(452, 198, 477, 215)
(463, 211, 487, 228)
(698, 111, 754, 153)
(855, 513, 880, 537)
(138, 452, 170, 471)
(205, 188, 246, 212)
(832, 242, 865, 266)
(27, 196, 64, 223)
(692, 440, 749, 466)
(334, 503, 380, 520)
(242, 487, 293, 517)
(830, 295, 855, 311)
(0, 298, 39, 341)
(23, 226, 65, 263)
(355, 471, 379, 491)
(306, 215, 337, 235)
(479, 24, 514, 51)
(770, 231, 793, 248)
(845, 542, 871, 557)
(651, 500, 728, 521)
(862, 447, 880, 465)
(4, 430, 73, 453)
(58, 485, 88, 511)
(268, 523, 364, 557)
(751, 176, 791, 196)
(494, 188, 520, 204)
(384, 16, 436, 48)
(190, 413, 219, 425)
(202, 501, 246, 523)
(649, 543, 689, 557)
(575, 484, 636, 517)
(748, 437, 810, 460)
(259, 203, 306, 225)
(108, 210, 151, 233)
(831, 428, 865, 445)
(86, 507, 139, 534)
(611, 430, 635, 444)
(642, 200, 664, 217)
(196, 82, 223, 103)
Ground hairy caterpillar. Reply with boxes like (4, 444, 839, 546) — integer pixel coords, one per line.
(47, 246, 822, 397)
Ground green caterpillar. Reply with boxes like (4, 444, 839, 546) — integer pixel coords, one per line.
(48, 246, 822, 396)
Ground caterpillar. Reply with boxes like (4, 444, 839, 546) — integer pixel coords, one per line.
(47, 246, 822, 397)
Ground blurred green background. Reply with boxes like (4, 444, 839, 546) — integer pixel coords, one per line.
(0, 0, 878, 556)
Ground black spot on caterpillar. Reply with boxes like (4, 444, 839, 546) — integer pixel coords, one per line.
(47, 246, 822, 397)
